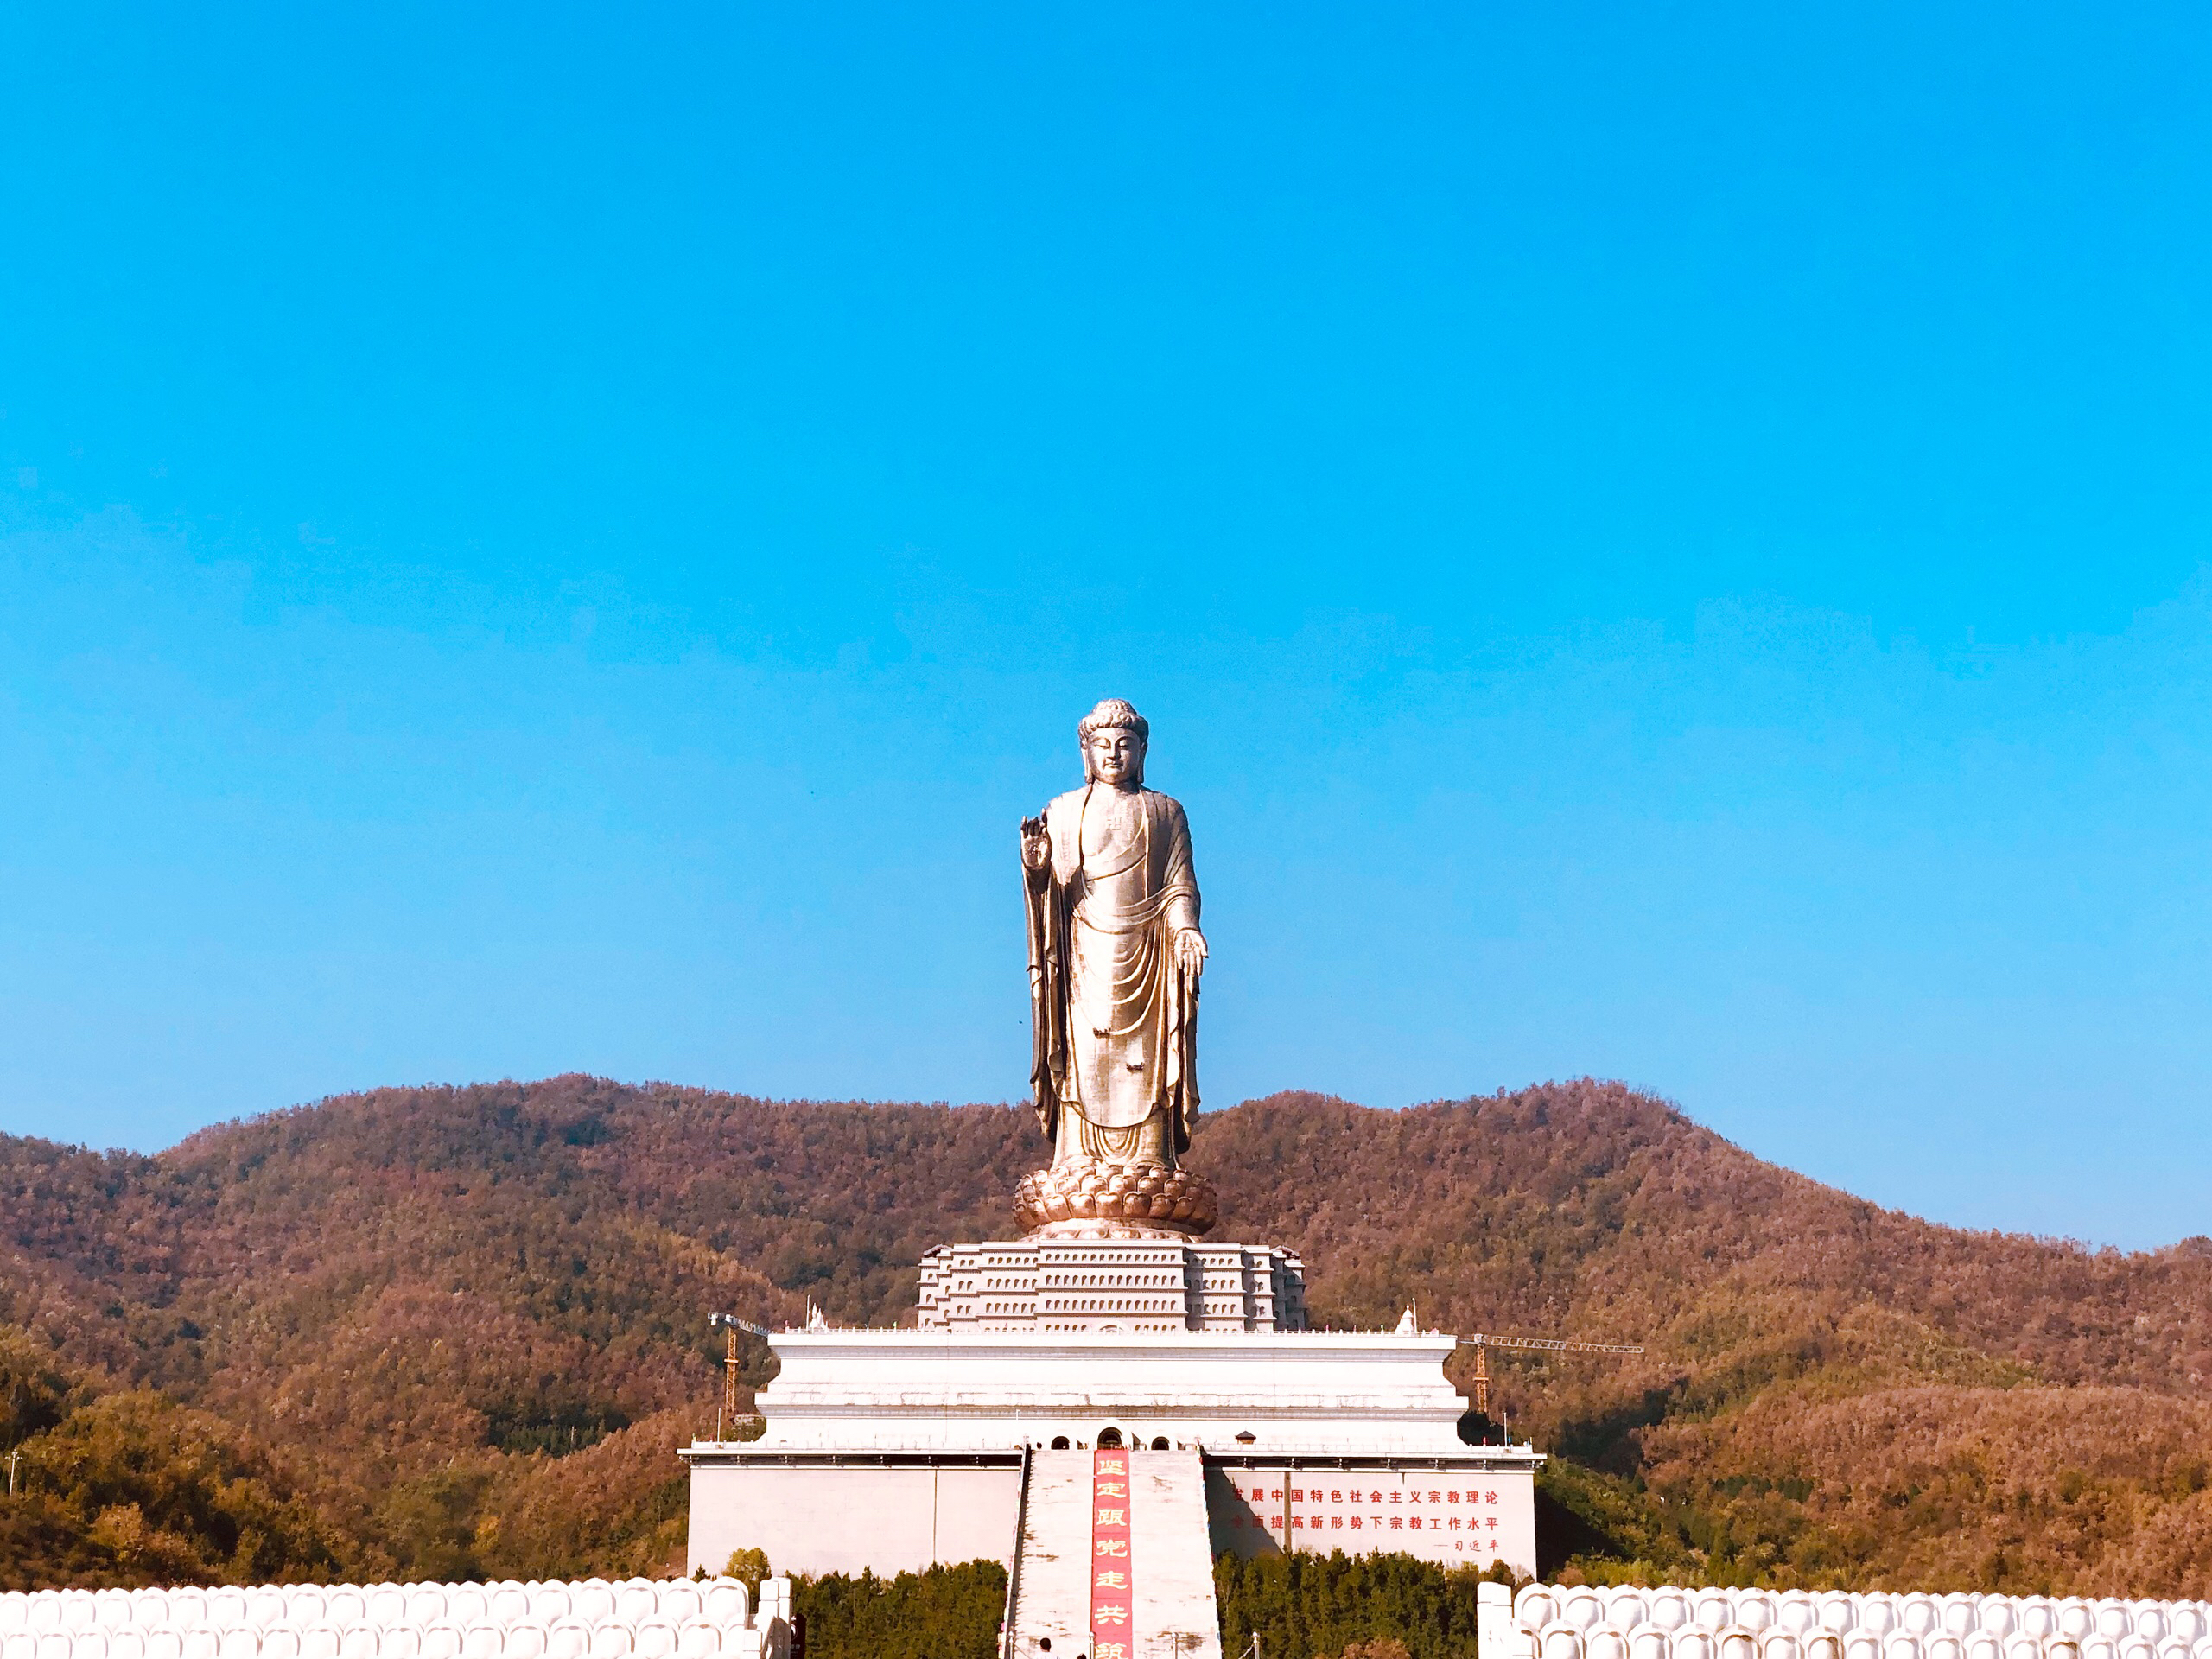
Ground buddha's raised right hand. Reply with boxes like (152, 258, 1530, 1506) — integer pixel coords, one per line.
(1019, 816, 1052, 871)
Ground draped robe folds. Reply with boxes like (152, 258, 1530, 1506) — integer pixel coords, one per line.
(1024, 784, 1202, 1165)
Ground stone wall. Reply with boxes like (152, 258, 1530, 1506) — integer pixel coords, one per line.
(1498, 1583, 2212, 1659)
(0, 1578, 791, 1659)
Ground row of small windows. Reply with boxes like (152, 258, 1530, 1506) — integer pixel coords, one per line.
(1046, 1429, 1173, 1451)
(935, 1249, 1291, 1264)
(966, 1283, 1267, 1294)
(957, 1301, 1268, 1310)
(931, 1256, 1295, 1281)
(954, 1318, 1269, 1332)
(955, 1280, 1270, 1294)
(960, 1318, 1274, 1336)
(937, 1306, 1284, 1322)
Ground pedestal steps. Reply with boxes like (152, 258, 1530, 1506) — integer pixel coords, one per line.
(1007, 1449, 1224, 1659)
(1127, 1449, 1224, 1659)
(1009, 1451, 1096, 1655)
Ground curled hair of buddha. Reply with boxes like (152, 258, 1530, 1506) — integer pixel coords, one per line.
(1077, 698, 1149, 744)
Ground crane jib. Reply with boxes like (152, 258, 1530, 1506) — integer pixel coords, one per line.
(1455, 1332, 1646, 1415)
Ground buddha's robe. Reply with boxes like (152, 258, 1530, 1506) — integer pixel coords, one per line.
(1024, 782, 1201, 1166)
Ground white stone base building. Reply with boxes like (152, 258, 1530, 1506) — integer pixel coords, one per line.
(681, 1249, 1541, 1588)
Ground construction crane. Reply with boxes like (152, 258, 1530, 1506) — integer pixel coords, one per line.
(1458, 1332, 1644, 1415)
(709, 1313, 772, 1441)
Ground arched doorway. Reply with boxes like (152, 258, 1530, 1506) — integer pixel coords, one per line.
(1096, 1427, 1123, 1449)
(1050, 1436, 1071, 1450)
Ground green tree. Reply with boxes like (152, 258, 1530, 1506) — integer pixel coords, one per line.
(0, 1326, 75, 1446)
(19, 1390, 345, 1586)
(1214, 1551, 1483, 1659)
(790, 1560, 1007, 1659)
(723, 1547, 772, 1599)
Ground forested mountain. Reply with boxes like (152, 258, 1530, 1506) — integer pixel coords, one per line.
(3, 1076, 2210, 1594)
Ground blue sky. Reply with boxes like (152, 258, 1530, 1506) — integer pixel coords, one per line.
(3, 3, 2209, 1246)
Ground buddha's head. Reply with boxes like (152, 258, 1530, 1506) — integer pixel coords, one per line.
(1078, 698, 1148, 787)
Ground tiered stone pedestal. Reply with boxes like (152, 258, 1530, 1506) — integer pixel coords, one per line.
(916, 1236, 1306, 1332)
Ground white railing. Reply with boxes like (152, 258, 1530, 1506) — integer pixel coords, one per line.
(1492, 1583, 2212, 1659)
(0, 1577, 794, 1659)
(1001, 1440, 1035, 1659)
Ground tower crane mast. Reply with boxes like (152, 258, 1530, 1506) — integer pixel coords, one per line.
(709, 1312, 772, 1441)
(1458, 1332, 1644, 1414)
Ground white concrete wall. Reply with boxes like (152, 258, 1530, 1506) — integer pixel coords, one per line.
(741, 1328, 1473, 1454)
(683, 1463, 1023, 1580)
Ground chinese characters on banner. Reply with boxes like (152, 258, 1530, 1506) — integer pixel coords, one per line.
(1091, 1450, 1133, 1659)
(1214, 1471, 1516, 1565)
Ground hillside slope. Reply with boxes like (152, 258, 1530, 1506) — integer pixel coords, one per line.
(3, 1076, 2210, 1592)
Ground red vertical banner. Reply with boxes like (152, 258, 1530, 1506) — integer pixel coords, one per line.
(1090, 1448, 1133, 1659)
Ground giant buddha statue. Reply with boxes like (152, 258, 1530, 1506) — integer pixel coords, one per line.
(1014, 699, 1219, 1237)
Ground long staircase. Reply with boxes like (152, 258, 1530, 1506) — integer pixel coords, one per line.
(1126, 1448, 1224, 1659)
(1008, 1451, 1095, 1655)
(1006, 1446, 1222, 1659)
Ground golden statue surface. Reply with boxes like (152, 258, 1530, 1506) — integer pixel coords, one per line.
(1014, 699, 1217, 1237)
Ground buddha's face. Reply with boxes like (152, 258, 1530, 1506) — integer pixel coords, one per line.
(1086, 727, 1145, 786)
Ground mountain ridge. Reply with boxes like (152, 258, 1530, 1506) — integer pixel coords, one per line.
(3, 1075, 2211, 1592)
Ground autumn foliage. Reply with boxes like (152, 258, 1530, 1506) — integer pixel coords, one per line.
(0, 1075, 2208, 1592)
